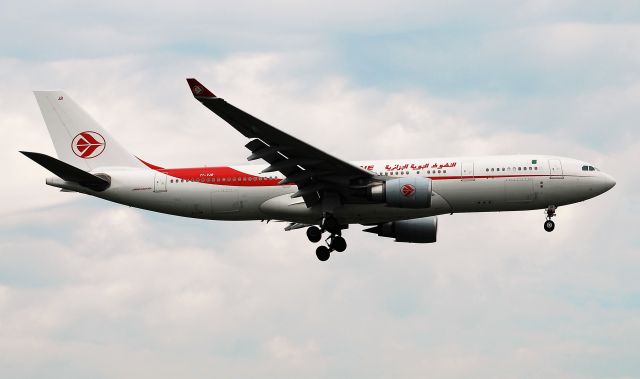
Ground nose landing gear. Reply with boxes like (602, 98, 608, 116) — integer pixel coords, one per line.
(544, 205, 557, 232)
(307, 215, 347, 261)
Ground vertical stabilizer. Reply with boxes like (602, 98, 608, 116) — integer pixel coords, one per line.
(33, 91, 144, 171)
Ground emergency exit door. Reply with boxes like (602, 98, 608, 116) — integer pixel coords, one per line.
(461, 161, 475, 181)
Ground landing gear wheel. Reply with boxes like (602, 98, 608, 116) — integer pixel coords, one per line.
(544, 220, 555, 232)
(323, 217, 340, 235)
(316, 246, 331, 261)
(306, 226, 322, 243)
(331, 236, 347, 252)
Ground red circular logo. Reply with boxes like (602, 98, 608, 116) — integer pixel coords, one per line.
(71, 131, 106, 159)
(401, 184, 416, 197)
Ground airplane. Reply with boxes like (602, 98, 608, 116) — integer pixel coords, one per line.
(21, 78, 616, 261)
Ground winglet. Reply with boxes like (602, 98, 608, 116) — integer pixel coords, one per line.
(186, 78, 216, 98)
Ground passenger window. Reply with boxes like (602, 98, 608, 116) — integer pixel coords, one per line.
(518, 167, 521, 171)
(486, 168, 489, 172)
(491, 168, 494, 172)
(438, 170, 441, 173)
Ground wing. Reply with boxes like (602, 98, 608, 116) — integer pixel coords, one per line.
(186, 78, 378, 207)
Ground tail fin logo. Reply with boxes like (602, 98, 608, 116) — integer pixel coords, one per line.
(71, 131, 106, 159)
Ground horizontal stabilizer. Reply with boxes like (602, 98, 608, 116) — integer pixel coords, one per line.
(21, 151, 110, 191)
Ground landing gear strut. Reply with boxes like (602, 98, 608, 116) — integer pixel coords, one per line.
(307, 215, 347, 261)
(544, 205, 557, 232)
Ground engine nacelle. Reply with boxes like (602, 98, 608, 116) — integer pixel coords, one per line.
(369, 177, 432, 208)
(364, 216, 438, 243)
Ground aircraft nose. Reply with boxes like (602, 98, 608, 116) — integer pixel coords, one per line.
(602, 174, 616, 192)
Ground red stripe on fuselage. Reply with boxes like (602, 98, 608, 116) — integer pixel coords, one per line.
(160, 166, 283, 186)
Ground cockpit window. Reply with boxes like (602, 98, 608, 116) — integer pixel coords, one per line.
(582, 165, 589, 171)
(589, 166, 595, 171)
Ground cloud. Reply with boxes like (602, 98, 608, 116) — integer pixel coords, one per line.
(1, 2, 639, 378)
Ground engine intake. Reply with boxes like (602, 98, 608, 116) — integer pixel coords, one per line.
(369, 177, 432, 208)
(364, 216, 438, 243)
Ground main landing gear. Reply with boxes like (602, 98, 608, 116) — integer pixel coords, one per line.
(307, 215, 347, 261)
(544, 205, 557, 232)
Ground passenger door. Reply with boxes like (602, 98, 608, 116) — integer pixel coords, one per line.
(154, 173, 167, 192)
(548, 159, 564, 179)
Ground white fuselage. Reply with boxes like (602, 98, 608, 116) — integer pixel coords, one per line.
(50, 155, 615, 225)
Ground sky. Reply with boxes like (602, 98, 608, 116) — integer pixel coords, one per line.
(1, 1, 639, 378)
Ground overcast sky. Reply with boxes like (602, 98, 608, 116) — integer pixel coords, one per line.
(1, 1, 639, 378)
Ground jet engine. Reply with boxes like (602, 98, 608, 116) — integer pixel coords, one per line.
(364, 216, 438, 243)
(369, 177, 432, 208)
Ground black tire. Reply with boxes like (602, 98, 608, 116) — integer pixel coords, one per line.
(323, 217, 340, 234)
(306, 226, 322, 243)
(544, 220, 555, 232)
(316, 246, 331, 261)
(331, 236, 347, 252)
